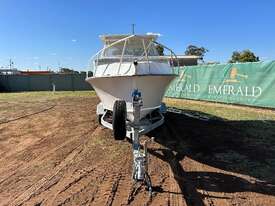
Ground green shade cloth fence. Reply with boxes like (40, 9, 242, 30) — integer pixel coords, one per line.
(165, 61, 275, 108)
(0, 73, 92, 92)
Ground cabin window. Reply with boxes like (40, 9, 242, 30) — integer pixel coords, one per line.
(103, 41, 125, 57)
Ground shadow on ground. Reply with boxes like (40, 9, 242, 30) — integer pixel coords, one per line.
(147, 110, 275, 205)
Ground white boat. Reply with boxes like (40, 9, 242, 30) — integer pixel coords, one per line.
(86, 34, 178, 139)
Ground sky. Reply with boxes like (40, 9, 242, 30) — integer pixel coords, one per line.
(0, 0, 275, 71)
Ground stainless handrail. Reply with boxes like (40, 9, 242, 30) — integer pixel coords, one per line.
(89, 35, 135, 75)
(118, 39, 128, 74)
(89, 35, 179, 76)
(152, 40, 180, 72)
(142, 39, 150, 74)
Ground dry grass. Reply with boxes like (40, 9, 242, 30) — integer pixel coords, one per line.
(0, 91, 95, 102)
(165, 97, 275, 121)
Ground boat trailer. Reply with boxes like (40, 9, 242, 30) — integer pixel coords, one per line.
(98, 89, 166, 196)
(130, 89, 153, 195)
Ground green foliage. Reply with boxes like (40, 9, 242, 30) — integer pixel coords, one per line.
(185, 45, 208, 58)
(59, 68, 79, 74)
(156, 45, 164, 56)
(229, 50, 260, 63)
(87, 71, 93, 77)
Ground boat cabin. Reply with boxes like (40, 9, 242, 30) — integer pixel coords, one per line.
(100, 34, 159, 58)
(91, 34, 177, 77)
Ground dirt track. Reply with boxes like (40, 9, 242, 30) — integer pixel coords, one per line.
(0, 95, 275, 206)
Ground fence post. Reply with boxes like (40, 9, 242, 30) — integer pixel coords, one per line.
(71, 74, 75, 91)
(28, 75, 31, 91)
(7, 75, 11, 92)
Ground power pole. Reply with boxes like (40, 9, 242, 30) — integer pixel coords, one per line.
(132, 24, 135, 34)
(9, 59, 13, 70)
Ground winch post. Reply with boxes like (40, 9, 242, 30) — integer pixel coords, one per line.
(132, 89, 141, 151)
(131, 89, 152, 195)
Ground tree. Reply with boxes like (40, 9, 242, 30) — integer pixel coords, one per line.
(156, 45, 164, 56)
(59, 68, 79, 74)
(230, 51, 241, 63)
(185, 45, 208, 59)
(229, 50, 259, 63)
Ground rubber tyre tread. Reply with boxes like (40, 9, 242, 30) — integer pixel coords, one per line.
(112, 100, 126, 140)
(97, 114, 102, 125)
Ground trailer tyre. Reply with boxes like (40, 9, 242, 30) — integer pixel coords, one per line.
(97, 114, 102, 125)
(112, 100, 126, 140)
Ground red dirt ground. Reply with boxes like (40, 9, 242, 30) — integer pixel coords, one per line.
(0, 96, 274, 206)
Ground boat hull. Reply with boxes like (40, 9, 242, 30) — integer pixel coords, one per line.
(86, 75, 175, 121)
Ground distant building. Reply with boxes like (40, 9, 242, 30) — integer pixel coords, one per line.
(0, 68, 21, 75)
(20, 70, 54, 75)
(0, 59, 19, 75)
(170, 55, 201, 66)
(59, 68, 79, 74)
(149, 55, 200, 67)
(204, 61, 221, 65)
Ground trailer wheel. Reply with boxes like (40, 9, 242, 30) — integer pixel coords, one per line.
(97, 114, 102, 125)
(112, 100, 126, 140)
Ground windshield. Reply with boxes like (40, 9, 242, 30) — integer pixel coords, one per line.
(102, 37, 158, 58)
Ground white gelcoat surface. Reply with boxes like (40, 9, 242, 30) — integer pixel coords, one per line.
(86, 75, 175, 121)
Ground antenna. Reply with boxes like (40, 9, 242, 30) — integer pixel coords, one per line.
(132, 24, 135, 34)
